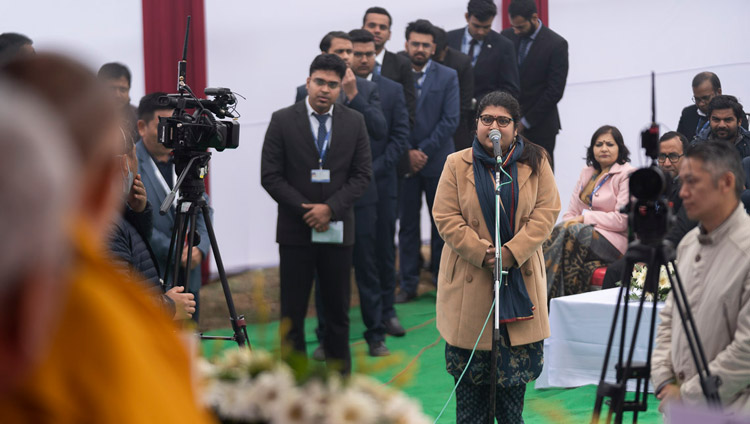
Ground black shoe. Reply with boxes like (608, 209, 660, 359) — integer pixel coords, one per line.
(394, 290, 417, 304)
(368, 341, 391, 357)
(312, 344, 325, 361)
(383, 316, 406, 337)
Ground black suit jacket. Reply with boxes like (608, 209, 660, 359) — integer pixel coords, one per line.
(261, 101, 372, 246)
(380, 50, 415, 127)
(677, 104, 703, 140)
(446, 28, 520, 102)
(501, 25, 569, 135)
(371, 74, 410, 199)
(439, 47, 474, 118)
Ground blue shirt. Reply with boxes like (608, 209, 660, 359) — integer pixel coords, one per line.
(461, 27, 483, 67)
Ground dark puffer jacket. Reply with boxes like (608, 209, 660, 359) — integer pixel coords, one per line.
(109, 201, 175, 317)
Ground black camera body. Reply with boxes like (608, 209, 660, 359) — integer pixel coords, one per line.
(157, 87, 239, 151)
(625, 123, 672, 245)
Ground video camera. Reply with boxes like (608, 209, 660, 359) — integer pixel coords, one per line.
(157, 87, 239, 151)
(623, 72, 671, 245)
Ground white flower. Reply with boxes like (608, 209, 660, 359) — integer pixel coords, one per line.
(214, 378, 261, 421)
(658, 265, 671, 289)
(325, 388, 378, 424)
(251, 367, 296, 420)
(269, 386, 322, 424)
(383, 393, 431, 424)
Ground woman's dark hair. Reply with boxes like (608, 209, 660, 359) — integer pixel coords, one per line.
(476, 90, 547, 173)
(309, 53, 347, 80)
(585, 125, 631, 171)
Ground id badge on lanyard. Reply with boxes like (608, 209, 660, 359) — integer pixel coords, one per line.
(589, 174, 611, 207)
(311, 129, 331, 183)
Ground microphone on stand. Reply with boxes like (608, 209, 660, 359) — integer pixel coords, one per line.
(489, 129, 503, 162)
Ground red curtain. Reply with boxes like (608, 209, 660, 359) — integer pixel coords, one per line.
(500, 0, 549, 30)
(142, 0, 207, 96)
(142, 0, 210, 283)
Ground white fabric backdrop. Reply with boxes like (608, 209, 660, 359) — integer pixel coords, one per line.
(2, 1, 146, 111)
(3, 1, 749, 273)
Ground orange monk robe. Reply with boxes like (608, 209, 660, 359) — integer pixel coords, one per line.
(0, 222, 215, 423)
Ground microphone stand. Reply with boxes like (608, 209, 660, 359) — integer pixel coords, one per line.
(489, 143, 508, 424)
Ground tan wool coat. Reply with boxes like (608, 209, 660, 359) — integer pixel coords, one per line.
(433, 148, 561, 350)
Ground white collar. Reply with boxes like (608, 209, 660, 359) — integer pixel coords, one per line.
(305, 95, 334, 116)
(375, 48, 386, 66)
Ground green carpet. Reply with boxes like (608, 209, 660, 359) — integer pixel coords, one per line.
(201, 291, 663, 423)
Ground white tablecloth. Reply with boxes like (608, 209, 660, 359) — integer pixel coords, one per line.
(536, 288, 664, 392)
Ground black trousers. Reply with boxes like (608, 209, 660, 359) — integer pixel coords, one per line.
(315, 204, 386, 345)
(455, 377, 527, 424)
(399, 174, 442, 293)
(279, 243, 352, 374)
(523, 126, 558, 171)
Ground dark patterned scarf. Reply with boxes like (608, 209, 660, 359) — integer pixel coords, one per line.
(472, 136, 534, 323)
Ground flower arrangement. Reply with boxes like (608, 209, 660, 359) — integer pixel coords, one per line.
(622, 262, 674, 302)
(199, 348, 432, 424)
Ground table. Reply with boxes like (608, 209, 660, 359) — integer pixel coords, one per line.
(536, 288, 664, 392)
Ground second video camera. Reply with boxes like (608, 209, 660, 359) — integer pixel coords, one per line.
(157, 87, 239, 151)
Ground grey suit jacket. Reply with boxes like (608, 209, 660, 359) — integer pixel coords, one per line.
(135, 140, 212, 291)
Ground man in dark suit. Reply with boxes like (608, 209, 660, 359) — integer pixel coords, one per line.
(502, 0, 569, 170)
(397, 20, 460, 303)
(350, 29, 410, 345)
(296, 31, 386, 142)
(362, 7, 416, 127)
(312, 30, 411, 359)
(135, 92, 212, 323)
(433, 26, 474, 151)
(678, 72, 722, 141)
(262, 54, 372, 374)
(300, 29, 395, 357)
(447, 0, 519, 106)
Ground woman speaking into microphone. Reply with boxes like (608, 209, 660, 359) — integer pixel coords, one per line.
(432, 91, 560, 422)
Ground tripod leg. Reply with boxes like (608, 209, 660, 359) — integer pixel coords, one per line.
(201, 204, 249, 348)
(172, 209, 189, 288)
(163, 210, 181, 288)
(184, 211, 198, 275)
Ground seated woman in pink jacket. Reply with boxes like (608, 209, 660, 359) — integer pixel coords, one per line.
(543, 125, 635, 297)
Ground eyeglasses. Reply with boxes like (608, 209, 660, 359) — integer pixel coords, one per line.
(692, 94, 714, 105)
(408, 41, 433, 49)
(353, 51, 376, 58)
(657, 153, 683, 163)
(312, 78, 340, 90)
(478, 115, 514, 127)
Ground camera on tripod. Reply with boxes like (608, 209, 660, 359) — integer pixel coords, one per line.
(157, 87, 240, 152)
(622, 122, 671, 245)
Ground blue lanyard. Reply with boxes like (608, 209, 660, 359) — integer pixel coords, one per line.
(696, 118, 709, 136)
(310, 126, 331, 168)
(590, 174, 611, 207)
